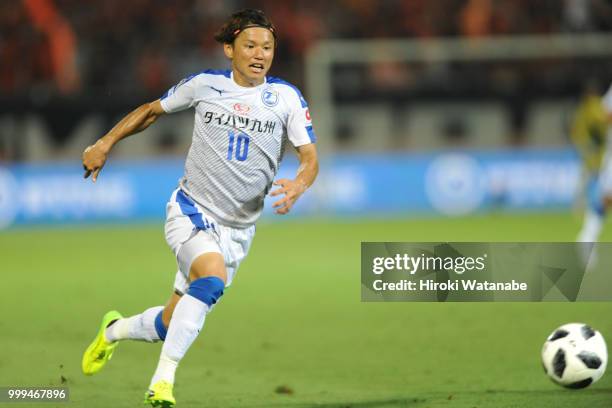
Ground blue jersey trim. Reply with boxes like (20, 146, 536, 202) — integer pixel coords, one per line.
(306, 125, 317, 143)
(266, 76, 308, 108)
(161, 72, 199, 100)
(161, 88, 171, 101)
(161, 69, 231, 100)
(202, 69, 231, 78)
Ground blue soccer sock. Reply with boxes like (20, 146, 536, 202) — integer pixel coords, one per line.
(149, 276, 224, 386)
(154, 310, 168, 341)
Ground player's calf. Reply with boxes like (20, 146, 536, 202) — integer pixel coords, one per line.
(147, 255, 227, 399)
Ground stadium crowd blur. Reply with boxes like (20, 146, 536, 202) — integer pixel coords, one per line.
(2, 0, 612, 157)
(4, 0, 612, 99)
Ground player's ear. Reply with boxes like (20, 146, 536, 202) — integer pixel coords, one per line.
(223, 43, 234, 59)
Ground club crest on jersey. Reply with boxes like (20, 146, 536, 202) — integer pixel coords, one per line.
(261, 87, 279, 107)
(233, 103, 251, 115)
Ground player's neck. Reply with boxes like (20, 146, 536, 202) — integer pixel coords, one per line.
(231, 69, 265, 88)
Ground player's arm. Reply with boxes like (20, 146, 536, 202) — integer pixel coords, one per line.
(82, 99, 165, 182)
(270, 143, 319, 215)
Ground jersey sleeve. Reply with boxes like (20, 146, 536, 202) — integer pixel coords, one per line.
(286, 89, 317, 147)
(160, 74, 200, 113)
(603, 84, 612, 115)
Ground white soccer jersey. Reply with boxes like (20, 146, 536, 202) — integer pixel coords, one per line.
(160, 69, 316, 228)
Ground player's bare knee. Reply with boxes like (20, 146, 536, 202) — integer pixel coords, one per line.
(189, 252, 227, 283)
(183, 253, 226, 308)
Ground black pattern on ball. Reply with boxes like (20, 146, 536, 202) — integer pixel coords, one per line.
(564, 378, 593, 389)
(577, 351, 602, 369)
(553, 348, 567, 378)
(549, 330, 569, 341)
(581, 325, 596, 340)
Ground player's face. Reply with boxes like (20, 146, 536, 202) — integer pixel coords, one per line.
(225, 27, 275, 87)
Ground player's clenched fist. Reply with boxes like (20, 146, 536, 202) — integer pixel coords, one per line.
(82, 140, 110, 182)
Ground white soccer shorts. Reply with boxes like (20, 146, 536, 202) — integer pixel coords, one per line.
(164, 188, 256, 294)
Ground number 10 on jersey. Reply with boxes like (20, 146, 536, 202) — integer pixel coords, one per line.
(227, 131, 250, 161)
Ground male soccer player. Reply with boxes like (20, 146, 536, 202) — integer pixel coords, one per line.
(81, 9, 318, 407)
(574, 82, 612, 246)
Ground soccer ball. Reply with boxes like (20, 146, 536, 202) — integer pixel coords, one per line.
(541, 323, 607, 389)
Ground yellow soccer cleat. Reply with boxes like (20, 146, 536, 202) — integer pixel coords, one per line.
(81, 310, 123, 375)
(144, 380, 176, 407)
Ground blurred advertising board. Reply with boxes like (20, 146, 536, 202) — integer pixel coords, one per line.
(0, 148, 580, 228)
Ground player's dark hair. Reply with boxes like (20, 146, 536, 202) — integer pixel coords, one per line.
(214, 9, 277, 45)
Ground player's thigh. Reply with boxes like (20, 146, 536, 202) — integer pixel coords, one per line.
(189, 252, 227, 283)
(164, 191, 195, 257)
(181, 224, 255, 285)
(178, 229, 227, 283)
(223, 225, 256, 284)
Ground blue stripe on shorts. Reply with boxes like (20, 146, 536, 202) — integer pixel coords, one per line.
(176, 190, 216, 232)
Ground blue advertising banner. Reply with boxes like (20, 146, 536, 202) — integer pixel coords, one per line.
(0, 159, 183, 228)
(290, 148, 581, 216)
(0, 148, 581, 228)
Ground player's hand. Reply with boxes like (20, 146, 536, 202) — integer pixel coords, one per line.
(82, 140, 110, 182)
(270, 178, 307, 215)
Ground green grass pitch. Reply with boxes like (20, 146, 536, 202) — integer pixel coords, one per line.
(1, 213, 611, 407)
